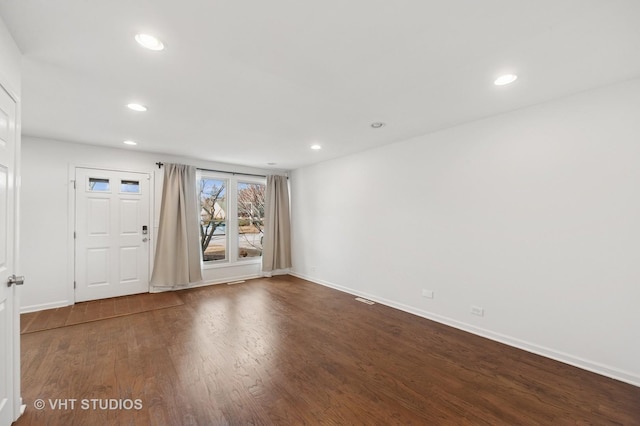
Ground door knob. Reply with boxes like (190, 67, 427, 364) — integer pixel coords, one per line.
(7, 274, 25, 287)
(142, 237, 148, 242)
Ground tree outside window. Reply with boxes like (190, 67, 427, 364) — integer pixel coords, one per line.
(199, 178, 227, 261)
(237, 182, 265, 258)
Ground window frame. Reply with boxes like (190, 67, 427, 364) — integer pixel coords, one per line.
(197, 171, 266, 269)
(198, 172, 229, 265)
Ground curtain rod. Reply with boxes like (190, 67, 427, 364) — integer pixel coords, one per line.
(155, 162, 282, 179)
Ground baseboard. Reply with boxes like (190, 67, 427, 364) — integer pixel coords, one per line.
(20, 300, 71, 314)
(150, 273, 263, 293)
(290, 272, 640, 388)
(192, 273, 263, 288)
(262, 268, 291, 278)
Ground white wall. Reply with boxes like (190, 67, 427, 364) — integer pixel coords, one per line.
(290, 78, 640, 387)
(20, 137, 281, 312)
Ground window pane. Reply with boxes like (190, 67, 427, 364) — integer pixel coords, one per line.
(120, 180, 140, 193)
(199, 178, 227, 261)
(89, 178, 109, 191)
(237, 182, 265, 259)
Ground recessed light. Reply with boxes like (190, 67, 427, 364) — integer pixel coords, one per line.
(267, 162, 277, 166)
(310, 144, 322, 150)
(494, 74, 518, 86)
(371, 122, 385, 129)
(135, 33, 164, 51)
(123, 140, 137, 146)
(127, 103, 147, 112)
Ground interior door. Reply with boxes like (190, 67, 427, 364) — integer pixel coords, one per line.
(0, 84, 20, 425)
(75, 168, 151, 302)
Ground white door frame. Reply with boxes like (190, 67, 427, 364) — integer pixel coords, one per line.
(0, 80, 22, 425)
(68, 165, 155, 303)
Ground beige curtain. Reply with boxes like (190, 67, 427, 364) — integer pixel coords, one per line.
(262, 175, 292, 273)
(150, 163, 203, 289)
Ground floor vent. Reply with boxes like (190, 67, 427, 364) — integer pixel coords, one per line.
(227, 280, 246, 285)
(355, 297, 375, 305)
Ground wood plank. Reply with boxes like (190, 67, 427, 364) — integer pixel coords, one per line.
(19, 312, 39, 334)
(21, 292, 184, 333)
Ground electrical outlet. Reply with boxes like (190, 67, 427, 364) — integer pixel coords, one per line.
(471, 306, 484, 316)
(309, 266, 317, 274)
(422, 289, 434, 299)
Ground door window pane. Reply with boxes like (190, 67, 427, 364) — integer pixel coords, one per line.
(88, 178, 109, 192)
(120, 180, 140, 193)
(237, 182, 265, 259)
(199, 178, 227, 261)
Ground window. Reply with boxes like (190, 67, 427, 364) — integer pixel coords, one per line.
(120, 180, 140, 193)
(237, 182, 266, 259)
(88, 177, 110, 191)
(199, 177, 227, 262)
(198, 172, 266, 265)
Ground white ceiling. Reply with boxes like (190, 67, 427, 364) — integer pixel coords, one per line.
(1, 1, 639, 170)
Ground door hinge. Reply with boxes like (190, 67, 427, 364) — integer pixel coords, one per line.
(72, 180, 76, 189)
(74, 281, 76, 289)
(73, 231, 76, 239)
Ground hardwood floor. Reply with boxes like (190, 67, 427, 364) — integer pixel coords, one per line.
(20, 292, 184, 334)
(16, 276, 640, 425)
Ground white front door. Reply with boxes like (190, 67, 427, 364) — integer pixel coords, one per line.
(0, 84, 20, 425)
(75, 168, 151, 302)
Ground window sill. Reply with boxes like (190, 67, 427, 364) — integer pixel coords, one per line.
(202, 258, 262, 270)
